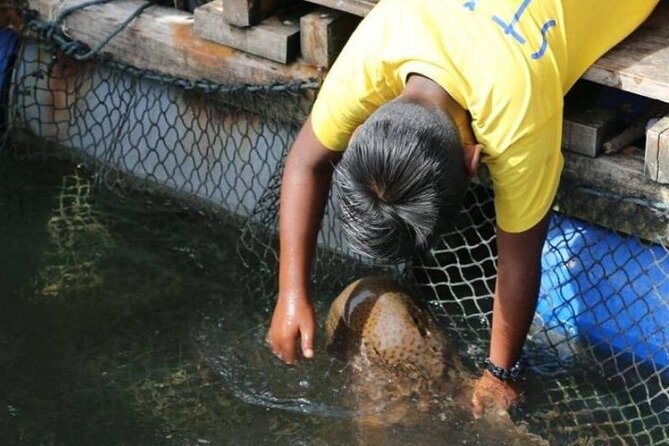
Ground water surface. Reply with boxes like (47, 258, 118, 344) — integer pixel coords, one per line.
(1, 155, 541, 445)
(7, 154, 663, 445)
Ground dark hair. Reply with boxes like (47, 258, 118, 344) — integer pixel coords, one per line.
(333, 99, 467, 263)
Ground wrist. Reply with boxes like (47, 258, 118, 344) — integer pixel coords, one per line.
(278, 260, 311, 295)
(483, 356, 526, 382)
(277, 285, 311, 304)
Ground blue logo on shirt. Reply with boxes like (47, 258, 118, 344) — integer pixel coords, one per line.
(464, 0, 556, 60)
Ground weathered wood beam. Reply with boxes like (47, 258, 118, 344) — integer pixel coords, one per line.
(194, 0, 302, 64)
(27, 0, 323, 86)
(581, 1, 669, 104)
(221, 0, 282, 27)
(561, 151, 669, 210)
(300, 7, 360, 68)
(562, 107, 617, 157)
(645, 116, 669, 184)
(302, 0, 377, 17)
(559, 150, 669, 240)
(475, 146, 669, 240)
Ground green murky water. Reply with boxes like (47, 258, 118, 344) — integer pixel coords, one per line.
(0, 155, 547, 446)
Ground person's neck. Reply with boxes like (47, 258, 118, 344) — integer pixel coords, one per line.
(400, 74, 452, 113)
(400, 74, 482, 178)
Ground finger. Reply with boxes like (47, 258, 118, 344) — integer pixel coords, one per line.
(300, 324, 315, 359)
(272, 347, 294, 365)
(281, 338, 297, 365)
(471, 393, 484, 420)
(266, 333, 280, 356)
(267, 334, 293, 365)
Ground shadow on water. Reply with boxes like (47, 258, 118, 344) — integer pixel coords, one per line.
(0, 155, 550, 446)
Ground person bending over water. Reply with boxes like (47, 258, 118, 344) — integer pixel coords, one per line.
(267, 0, 661, 415)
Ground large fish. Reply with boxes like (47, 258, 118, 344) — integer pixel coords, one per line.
(325, 276, 548, 445)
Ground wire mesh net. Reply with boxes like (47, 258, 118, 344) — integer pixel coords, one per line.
(414, 182, 669, 446)
(1, 4, 668, 445)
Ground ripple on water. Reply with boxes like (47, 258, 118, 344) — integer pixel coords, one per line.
(193, 301, 358, 420)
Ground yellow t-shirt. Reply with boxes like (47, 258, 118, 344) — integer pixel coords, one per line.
(311, 0, 659, 232)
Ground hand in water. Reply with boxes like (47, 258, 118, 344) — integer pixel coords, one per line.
(471, 370, 522, 419)
(267, 288, 316, 365)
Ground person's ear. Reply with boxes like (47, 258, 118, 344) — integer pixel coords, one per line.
(463, 143, 482, 178)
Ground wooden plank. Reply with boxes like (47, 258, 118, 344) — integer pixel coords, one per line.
(475, 149, 669, 240)
(562, 107, 617, 157)
(559, 150, 669, 240)
(583, 2, 669, 104)
(561, 150, 669, 210)
(302, 0, 377, 17)
(28, 0, 323, 86)
(645, 116, 669, 184)
(300, 8, 360, 68)
(194, 0, 302, 64)
(222, 0, 282, 27)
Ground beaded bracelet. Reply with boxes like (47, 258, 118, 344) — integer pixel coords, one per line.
(484, 356, 526, 382)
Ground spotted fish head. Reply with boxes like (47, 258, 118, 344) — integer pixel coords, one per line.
(325, 278, 550, 444)
(325, 276, 461, 384)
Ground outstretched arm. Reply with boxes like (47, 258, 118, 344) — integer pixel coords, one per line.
(490, 212, 550, 368)
(472, 212, 550, 415)
(267, 117, 342, 364)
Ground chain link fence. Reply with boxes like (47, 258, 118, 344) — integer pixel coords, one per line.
(1, 4, 667, 445)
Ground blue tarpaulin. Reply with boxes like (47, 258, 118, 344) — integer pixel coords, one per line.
(539, 216, 669, 370)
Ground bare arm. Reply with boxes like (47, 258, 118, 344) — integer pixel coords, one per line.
(490, 212, 550, 368)
(472, 212, 550, 415)
(267, 116, 342, 364)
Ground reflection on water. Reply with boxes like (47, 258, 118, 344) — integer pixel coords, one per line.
(0, 156, 549, 445)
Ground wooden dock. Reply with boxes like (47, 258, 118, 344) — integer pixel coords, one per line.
(27, 0, 324, 86)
